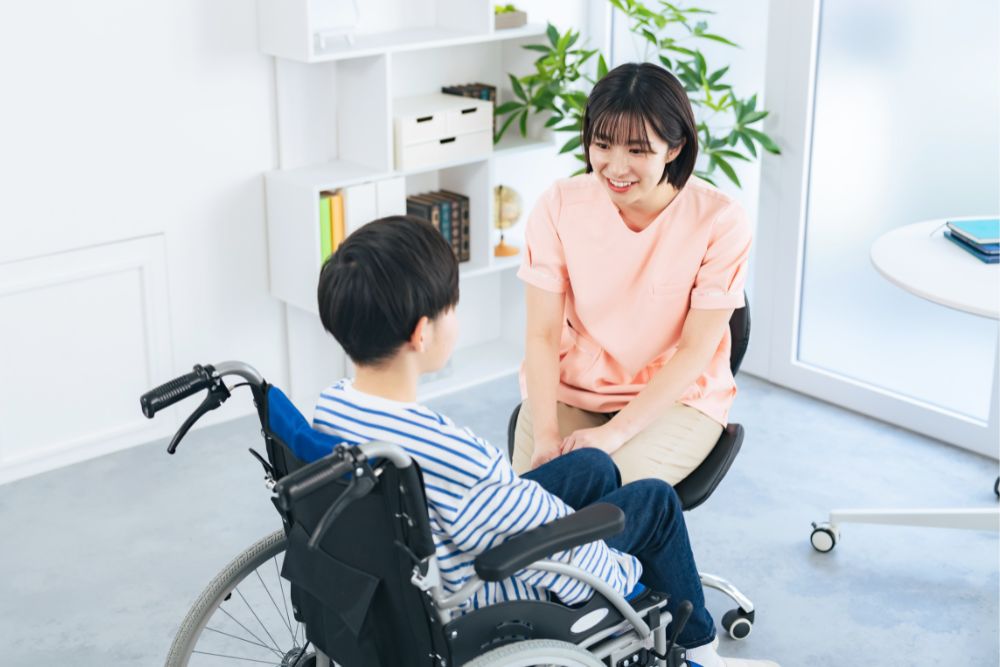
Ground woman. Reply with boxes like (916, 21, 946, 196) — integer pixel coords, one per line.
(513, 62, 751, 485)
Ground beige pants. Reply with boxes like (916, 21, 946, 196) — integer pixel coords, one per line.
(511, 401, 723, 486)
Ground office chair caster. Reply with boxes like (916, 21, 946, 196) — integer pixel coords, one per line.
(810, 521, 839, 553)
(721, 608, 754, 640)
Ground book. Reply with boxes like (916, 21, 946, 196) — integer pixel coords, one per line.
(422, 193, 458, 259)
(319, 193, 333, 261)
(330, 192, 346, 251)
(410, 194, 450, 247)
(944, 231, 1000, 264)
(946, 218, 1000, 245)
(407, 195, 441, 233)
(440, 189, 471, 262)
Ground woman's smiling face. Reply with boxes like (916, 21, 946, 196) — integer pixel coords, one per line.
(587, 118, 681, 207)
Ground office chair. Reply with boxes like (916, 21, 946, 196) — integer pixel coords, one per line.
(506, 295, 756, 640)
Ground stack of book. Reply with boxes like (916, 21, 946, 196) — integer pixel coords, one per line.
(406, 190, 471, 262)
(944, 218, 999, 264)
(319, 191, 345, 261)
(442, 83, 497, 135)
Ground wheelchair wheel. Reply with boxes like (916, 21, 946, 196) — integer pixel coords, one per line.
(463, 639, 604, 666)
(166, 530, 318, 666)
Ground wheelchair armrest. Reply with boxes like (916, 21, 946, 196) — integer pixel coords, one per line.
(474, 503, 625, 582)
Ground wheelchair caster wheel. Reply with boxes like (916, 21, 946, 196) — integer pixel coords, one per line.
(721, 608, 754, 640)
(810, 522, 838, 553)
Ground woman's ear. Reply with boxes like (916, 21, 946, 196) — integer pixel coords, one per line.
(409, 316, 430, 352)
(666, 139, 685, 164)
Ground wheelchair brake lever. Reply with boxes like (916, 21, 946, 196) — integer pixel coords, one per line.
(306, 459, 376, 550)
(166, 381, 231, 454)
(650, 599, 692, 667)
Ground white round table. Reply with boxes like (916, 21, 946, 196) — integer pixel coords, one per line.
(820, 216, 1000, 537)
(870, 218, 999, 319)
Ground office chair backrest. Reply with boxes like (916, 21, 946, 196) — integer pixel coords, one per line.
(728, 294, 751, 377)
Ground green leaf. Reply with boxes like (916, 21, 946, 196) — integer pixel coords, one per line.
(522, 44, 552, 53)
(509, 73, 527, 101)
(740, 132, 757, 158)
(544, 115, 564, 128)
(698, 32, 739, 47)
(494, 109, 520, 143)
(707, 65, 730, 85)
(572, 166, 588, 176)
(695, 170, 717, 186)
(559, 135, 582, 154)
(741, 110, 769, 124)
(712, 154, 741, 187)
(641, 28, 658, 44)
(494, 101, 522, 115)
(597, 53, 608, 80)
(573, 152, 587, 162)
(744, 127, 781, 154)
(553, 122, 581, 132)
(713, 148, 750, 161)
(546, 23, 560, 47)
(664, 44, 697, 56)
(659, 54, 673, 70)
(518, 108, 528, 136)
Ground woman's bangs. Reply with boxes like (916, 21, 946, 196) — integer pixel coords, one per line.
(590, 108, 653, 152)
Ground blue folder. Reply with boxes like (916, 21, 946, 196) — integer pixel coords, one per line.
(944, 231, 1000, 264)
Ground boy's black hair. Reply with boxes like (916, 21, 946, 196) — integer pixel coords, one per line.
(317, 215, 459, 366)
(583, 62, 698, 190)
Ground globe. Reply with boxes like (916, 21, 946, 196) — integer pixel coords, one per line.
(493, 184, 522, 257)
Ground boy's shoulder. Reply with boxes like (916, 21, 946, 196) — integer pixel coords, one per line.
(316, 379, 499, 461)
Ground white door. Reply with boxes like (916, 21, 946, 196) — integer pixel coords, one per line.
(749, 0, 999, 457)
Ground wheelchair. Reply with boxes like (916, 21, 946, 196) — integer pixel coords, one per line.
(142, 361, 695, 667)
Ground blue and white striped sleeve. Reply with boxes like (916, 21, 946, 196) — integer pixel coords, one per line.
(444, 449, 642, 606)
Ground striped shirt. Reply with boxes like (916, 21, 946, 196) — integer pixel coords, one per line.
(313, 379, 642, 611)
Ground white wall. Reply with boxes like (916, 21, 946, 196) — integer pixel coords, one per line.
(0, 1, 286, 482)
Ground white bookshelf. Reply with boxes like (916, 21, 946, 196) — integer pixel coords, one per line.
(258, 0, 562, 408)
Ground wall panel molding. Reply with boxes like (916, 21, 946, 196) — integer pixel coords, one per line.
(0, 236, 176, 484)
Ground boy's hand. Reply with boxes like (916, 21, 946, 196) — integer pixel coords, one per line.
(561, 424, 625, 456)
(529, 436, 563, 469)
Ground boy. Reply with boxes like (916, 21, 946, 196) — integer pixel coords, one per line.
(313, 216, 778, 667)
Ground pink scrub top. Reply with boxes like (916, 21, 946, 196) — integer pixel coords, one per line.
(517, 173, 751, 426)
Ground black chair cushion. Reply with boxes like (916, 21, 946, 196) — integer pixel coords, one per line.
(674, 424, 744, 511)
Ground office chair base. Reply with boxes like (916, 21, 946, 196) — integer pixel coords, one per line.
(700, 572, 754, 641)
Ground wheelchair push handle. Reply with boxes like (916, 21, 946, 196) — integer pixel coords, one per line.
(140, 365, 215, 418)
(273, 450, 358, 511)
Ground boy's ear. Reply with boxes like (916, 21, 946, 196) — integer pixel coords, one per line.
(408, 316, 430, 352)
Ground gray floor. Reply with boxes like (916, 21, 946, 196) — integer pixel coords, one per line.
(1, 374, 997, 665)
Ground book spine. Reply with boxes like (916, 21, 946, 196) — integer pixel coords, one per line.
(441, 190, 471, 262)
(330, 193, 345, 252)
(319, 193, 333, 261)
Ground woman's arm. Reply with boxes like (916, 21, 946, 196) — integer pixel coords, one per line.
(524, 284, 567, 468)
(561, 306, 733, 455)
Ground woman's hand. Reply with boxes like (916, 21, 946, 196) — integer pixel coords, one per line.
(561, 424, 625, 456)
(530, 435, 564, 469)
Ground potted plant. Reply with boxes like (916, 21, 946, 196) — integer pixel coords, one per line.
(494, 0, 779, 187)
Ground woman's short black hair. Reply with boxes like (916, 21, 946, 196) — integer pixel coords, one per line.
(583, 62, 698, 190)
(317, 215, 459, 366)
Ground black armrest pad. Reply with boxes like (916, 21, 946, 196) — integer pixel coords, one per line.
(474, 503, 625, 582)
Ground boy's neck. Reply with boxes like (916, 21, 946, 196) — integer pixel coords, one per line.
(352, 358, 420, 404)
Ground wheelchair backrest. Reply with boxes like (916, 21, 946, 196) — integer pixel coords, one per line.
(261, 385, 444, 667)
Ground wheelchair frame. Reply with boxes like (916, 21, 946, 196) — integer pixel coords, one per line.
(143, 362, 688, 667)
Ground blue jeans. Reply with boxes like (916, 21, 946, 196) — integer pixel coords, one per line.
(521, 448, 716, 649)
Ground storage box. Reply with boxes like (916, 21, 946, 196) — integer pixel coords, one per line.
(394, 94, 493, 171)
(494, 10, 527, 30)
